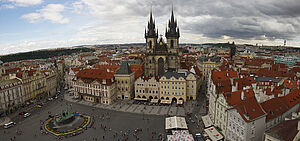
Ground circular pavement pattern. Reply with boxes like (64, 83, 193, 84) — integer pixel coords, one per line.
(44, 114, 91, 137)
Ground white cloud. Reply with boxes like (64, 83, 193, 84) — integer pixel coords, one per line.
(21, 13, 41, 23)
(21, 4, 69, 24)
(2, 0, 43, 7)
(72, 1, 85, 14)
(1, 4, 15, 8)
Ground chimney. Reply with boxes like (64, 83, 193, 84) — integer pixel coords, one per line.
(241, 91, 245, 100)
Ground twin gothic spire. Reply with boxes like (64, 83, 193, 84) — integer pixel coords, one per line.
(145, 7, 180, 39)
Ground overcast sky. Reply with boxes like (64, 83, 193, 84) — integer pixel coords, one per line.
(1, 0, 300, 55)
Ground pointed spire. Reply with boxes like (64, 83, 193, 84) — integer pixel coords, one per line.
(150, 8, 153, 23)
(145, 6, 158, 39)
(171, 4, 175, 23)
(166, 5, 180, 38)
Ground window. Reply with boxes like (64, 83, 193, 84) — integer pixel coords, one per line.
(149, 40, 152, 49)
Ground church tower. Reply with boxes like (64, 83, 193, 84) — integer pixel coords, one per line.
(145, 10, 158, 54)
(165, 8, 180, 71)
(144, 7, 181, 77)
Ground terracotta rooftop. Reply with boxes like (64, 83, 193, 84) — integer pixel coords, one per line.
(76, 69, 114, 85)
(265, 119, 300, 141)
(283, 80, 298, 89)
(281, 88, 300, 108)
(235, 96, 266, 122)
(261, 97, 289, 121)
(226, 88, 255, 106)
(233, 77, 256, 91)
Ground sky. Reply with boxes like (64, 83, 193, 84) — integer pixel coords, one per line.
(1, 0, 300, 55)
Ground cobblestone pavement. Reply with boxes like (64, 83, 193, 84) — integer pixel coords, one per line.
(0, 82, 207, 141)
(0, 94, 166, 141)
(64, 94, 197, 117)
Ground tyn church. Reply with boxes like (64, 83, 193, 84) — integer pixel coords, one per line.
(144, 9, 181, 77)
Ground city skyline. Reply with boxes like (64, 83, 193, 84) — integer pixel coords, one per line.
(1, 0, 300, 55)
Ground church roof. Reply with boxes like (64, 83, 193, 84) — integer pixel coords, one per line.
(116, 61, 133, 75)
(162, 71, 186, 79)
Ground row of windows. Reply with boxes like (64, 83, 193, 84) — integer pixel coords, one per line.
(228, 121, 245, 136)
(136, 83, 157, 87)
(161, 81, 183, 85)
(117, 80, 128, 84)
(161, 86, 185, 90)
(119, 88, 128, 91)
(161, 91, 184, 95)
(74, 82, 106, 89)
(136, 90, 158, 94)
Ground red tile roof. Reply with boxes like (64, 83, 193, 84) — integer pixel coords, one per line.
(211, 70, 237, 94)
(192, 65, 202, 77)
(281, 88, 300, 108)
(76, 69, 114, 85)
(261, 97, 289, 121)
(130, 64, 144, 80)
(5, 68, 21, 74)
(234, 96, 266, 122)
(93, 64, 120, 72)
(265, 119, 300, 141)
(233, 77, 256, 91)
(226, 89, 255, 106)
(283, 80, 298, 89)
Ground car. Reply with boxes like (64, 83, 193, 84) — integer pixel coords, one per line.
(48, 98, 53, 101)
(4, 122, 16, 129)
(35, 105, 42, 108)
(24, 113, 31, 118)
(19, 112, 24, 115)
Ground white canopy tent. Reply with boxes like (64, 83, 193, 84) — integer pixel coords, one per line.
(204, 127, 223, 141)
(165, 116, 188, 130)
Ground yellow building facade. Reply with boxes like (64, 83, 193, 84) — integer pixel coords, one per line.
(197, 56, 221, 80)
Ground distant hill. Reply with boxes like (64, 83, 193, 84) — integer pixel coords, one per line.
(0, 47, 95, 63)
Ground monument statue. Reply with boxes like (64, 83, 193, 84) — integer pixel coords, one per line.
(55, 109, 75, 126)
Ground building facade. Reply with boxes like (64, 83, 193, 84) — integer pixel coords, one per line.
(159, 70, 199, 103)
(134, 76, 160, 100)
(115, 62, 135, 100)
(0, 78, 24, 116)
(73, 69, 116, 105)
(197, 56, 221, 80)
(44, 70, 58, 97)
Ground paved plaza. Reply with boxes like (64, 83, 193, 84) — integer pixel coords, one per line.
(65, 94, 197, 117)
(0, 82, 207, 141)
(0, 97, 166, 141)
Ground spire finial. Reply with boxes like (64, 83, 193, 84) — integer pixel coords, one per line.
(171, 4, 174, 22)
